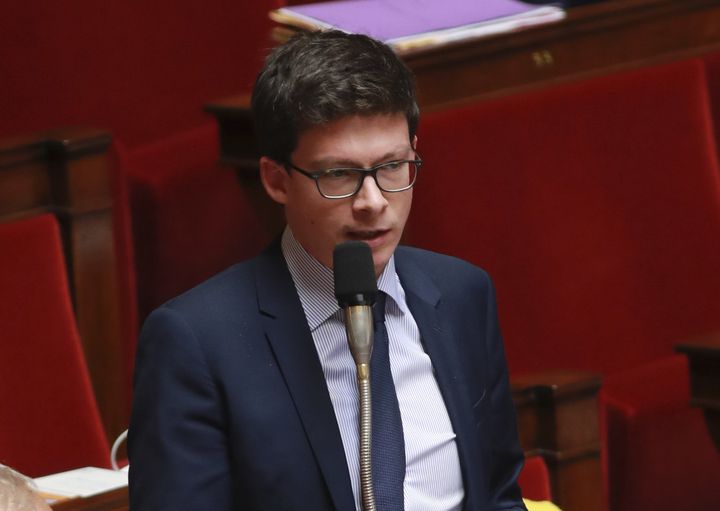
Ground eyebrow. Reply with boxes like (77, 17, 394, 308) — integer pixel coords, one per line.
(309, 147, 413, 169)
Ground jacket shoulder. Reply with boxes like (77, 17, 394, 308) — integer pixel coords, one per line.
(395, 245, 491, 284)
(164, 259, 257, 314)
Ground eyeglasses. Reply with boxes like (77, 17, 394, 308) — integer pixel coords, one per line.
(285, 153, 422, 199)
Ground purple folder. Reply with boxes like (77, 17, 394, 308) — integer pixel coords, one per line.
(277, 0, 563, 44)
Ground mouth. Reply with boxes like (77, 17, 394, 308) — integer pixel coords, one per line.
(345, 228, 390, 246)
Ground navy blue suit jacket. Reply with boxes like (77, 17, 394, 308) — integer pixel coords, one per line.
(128, 242, 526, 510)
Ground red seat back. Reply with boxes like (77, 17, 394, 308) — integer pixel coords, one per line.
(0, 215, 109, 476)
(124, 123, 275, 320)
(409, 58, 720, 377)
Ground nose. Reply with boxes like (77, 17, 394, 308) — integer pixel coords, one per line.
(352, 174, 388, 214)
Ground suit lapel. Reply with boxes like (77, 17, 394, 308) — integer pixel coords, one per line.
(395, 250, 483, 511)
(254, 243, 355, 511)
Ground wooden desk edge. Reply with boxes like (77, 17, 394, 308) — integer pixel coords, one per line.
(51, 486, 128, 511)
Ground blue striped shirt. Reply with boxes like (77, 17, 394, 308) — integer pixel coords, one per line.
(282, 228, 464, 511)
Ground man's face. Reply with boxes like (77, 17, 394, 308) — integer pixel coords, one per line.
(262, 113, 415, 276)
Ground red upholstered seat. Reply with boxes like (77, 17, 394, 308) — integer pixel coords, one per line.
(518, 456, 552, 502)
(408, 58, 720, 510)
(0, 215, 110, 477)
(601, 355, 720, 510)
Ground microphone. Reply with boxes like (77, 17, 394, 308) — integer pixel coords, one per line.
(333, 241, 378, 374)
(333, 240, 378, 510)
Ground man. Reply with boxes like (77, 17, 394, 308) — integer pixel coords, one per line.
(129, 30, 526, 510)
(0, 465, 52, 511)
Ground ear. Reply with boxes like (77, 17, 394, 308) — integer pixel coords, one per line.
(412, 135, 418, 152)
(260, 156, 289, 205)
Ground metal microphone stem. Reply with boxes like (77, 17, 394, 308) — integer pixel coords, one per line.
(343, 305, 377, 511)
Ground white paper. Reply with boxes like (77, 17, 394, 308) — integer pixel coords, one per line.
(34, 466, 127, 498)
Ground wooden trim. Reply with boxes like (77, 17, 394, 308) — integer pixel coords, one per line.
(51, 487, 128, 511)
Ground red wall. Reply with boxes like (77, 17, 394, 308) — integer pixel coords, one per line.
(0, 0, 276, 147)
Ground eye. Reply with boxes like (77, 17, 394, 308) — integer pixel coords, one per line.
(326, 168, 353, 179)
(380, 161, 404, 172)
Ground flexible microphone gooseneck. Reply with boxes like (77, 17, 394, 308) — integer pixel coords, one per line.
(333, 241, 378, 511)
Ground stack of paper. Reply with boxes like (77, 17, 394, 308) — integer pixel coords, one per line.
(270, 0, 565, 54)
(34, 466, 127, 503)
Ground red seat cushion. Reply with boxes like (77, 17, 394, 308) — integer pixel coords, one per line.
(518, 455, 552, 502)
(601, 355, 720, 511)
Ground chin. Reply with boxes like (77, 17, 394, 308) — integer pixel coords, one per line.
(372, 251, 392, 277)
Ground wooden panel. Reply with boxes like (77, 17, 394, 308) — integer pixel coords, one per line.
(512, 371, 603, 511)
(405, 0, 720, 110)
(0, 128, 128, 443)
(0, 137, 53, 218)
(676, 335, 720, 450)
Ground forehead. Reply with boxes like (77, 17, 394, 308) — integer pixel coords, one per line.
(292, 113, 412, 167)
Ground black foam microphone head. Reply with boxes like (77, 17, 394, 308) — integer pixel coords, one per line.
(333, 241, 378, 307)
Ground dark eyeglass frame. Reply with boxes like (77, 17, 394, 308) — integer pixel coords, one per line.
(284, 153, 422, 199)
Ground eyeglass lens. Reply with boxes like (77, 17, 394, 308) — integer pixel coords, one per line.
(318, 161, 418, 197)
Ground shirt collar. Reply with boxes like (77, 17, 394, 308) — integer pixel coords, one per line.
(281, 227, 407, 331)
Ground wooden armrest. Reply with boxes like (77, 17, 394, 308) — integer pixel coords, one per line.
(204, 95, 257, 171)
(676, 335, 720, 450)
(511, 370, 602, 511)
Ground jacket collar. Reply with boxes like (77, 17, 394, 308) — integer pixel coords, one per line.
(254, 240, 356, 510)
(394, 249, 483, 511)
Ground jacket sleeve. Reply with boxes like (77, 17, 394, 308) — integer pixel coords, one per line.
(483, 276, 528, 511)
(128, 306, 234, 511)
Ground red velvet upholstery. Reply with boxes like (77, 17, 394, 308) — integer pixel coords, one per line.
(0, 215, 110, 477)
(0, 1, 275, 148)
(410, 59, 720, 375)
(518, 456, 552, 502)
(408, 59, 720, 510)
(123, 122, 275, 319)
